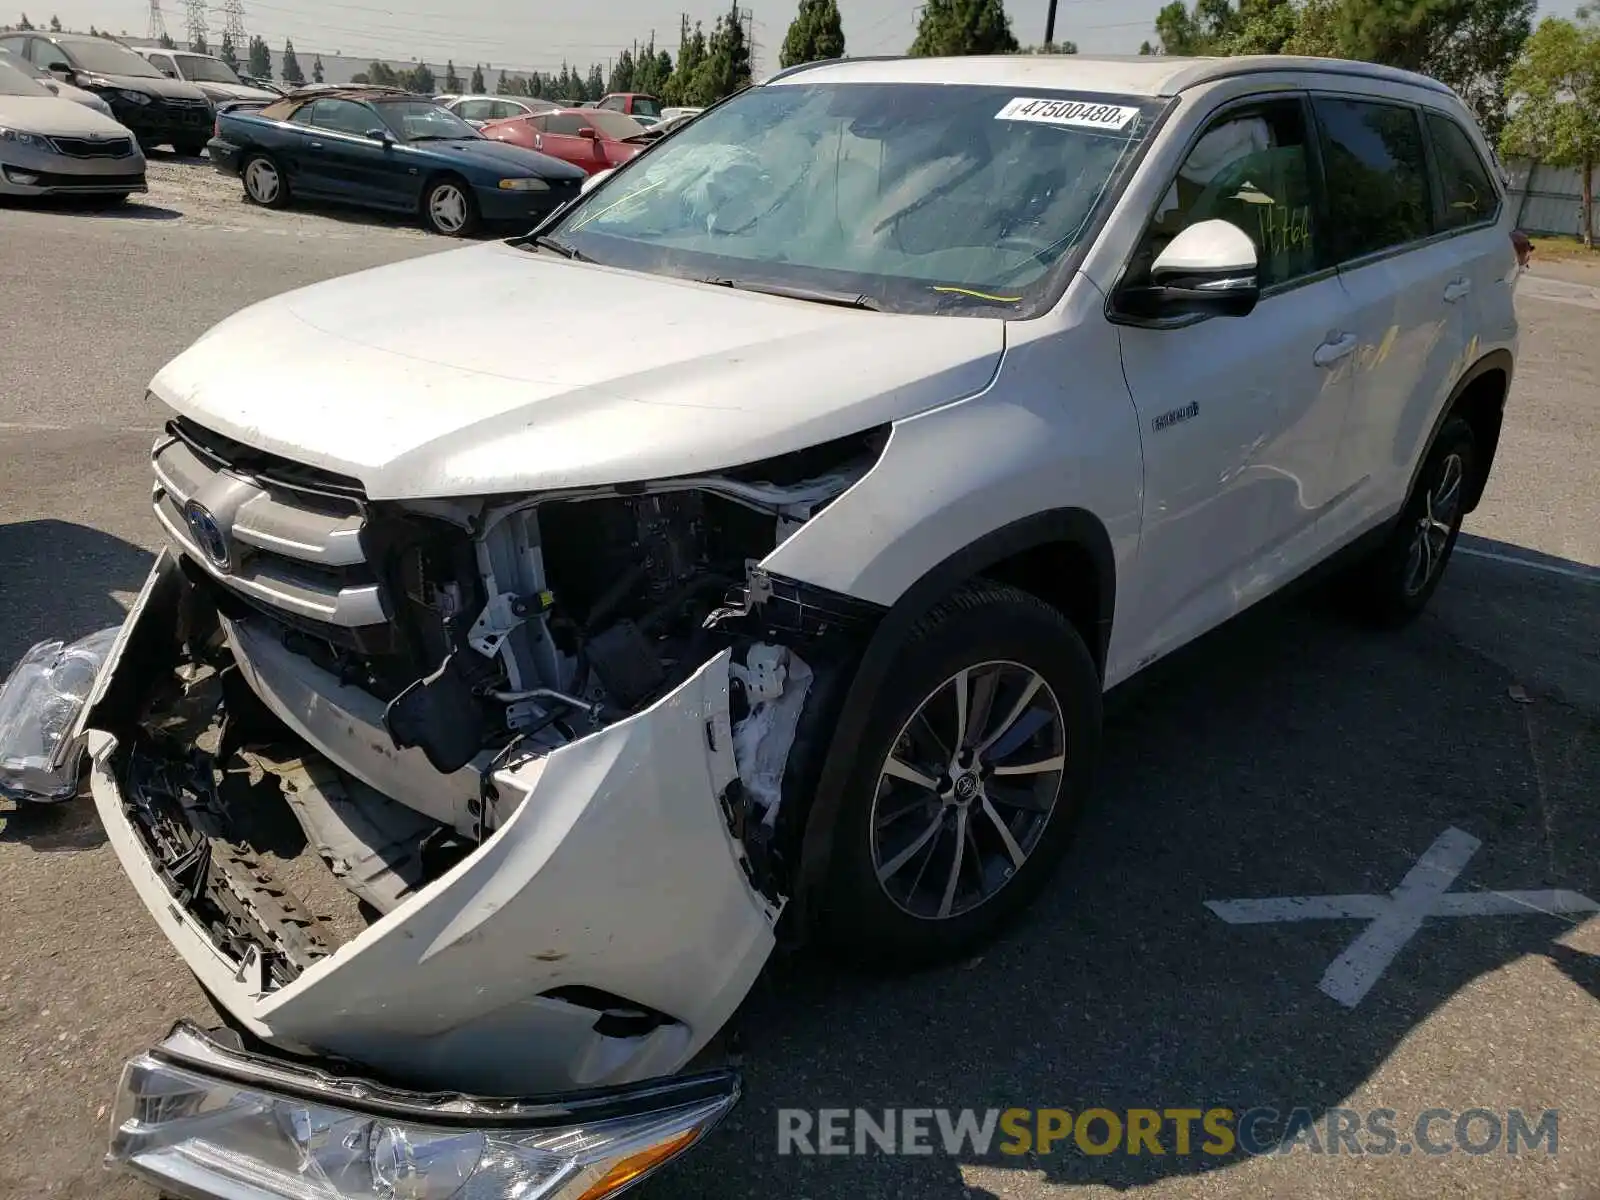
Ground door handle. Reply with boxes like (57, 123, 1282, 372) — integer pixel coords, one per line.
(1443, 277, 1472, 303)
(309, 140, 324, 149)
(1313, 332, 1359, 368)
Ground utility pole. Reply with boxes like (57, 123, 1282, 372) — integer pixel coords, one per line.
(740, 7, 757, 77)
(223, 0, 246, 47)
(183, 0, 206, 48)
(1044, 0, 1058, 47)
(146, 0, 168, 41)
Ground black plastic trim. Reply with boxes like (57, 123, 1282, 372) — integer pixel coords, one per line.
(1408, 348, 1514, 513)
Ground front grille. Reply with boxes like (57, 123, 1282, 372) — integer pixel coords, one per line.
(151, 419, 388, 631)
(49, 135, 134, 158)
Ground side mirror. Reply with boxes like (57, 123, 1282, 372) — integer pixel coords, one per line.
(577, 127, 599, 140)
(365, 127, 394, 143)
(580, 167, 614, 195)
(160, 67, 177, 78)
(46, 62, 71, 78)
(1128, 219, 1261, 319)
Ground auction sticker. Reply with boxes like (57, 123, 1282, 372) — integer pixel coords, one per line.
(995, 97, 1140, 131)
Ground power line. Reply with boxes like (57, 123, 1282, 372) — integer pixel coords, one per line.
(147, 0, 169, 41)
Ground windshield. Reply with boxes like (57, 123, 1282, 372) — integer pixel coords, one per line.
(377, 100, 478, 141)
(0, 54, 51, 96)
(554, 83, 1161, 317)
(588, 110, 647, 140)
(58, 38, 163, 77)
(173, 53, 242, 83)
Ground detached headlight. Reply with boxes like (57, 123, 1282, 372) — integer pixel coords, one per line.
(499, 176, 550, 191)
(0, 127, 51, 149)
(117, 89, 152, 105)
(109, 1023, 739, 1200)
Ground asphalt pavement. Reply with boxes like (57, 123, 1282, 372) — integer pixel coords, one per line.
(1, 163, 1598, 1200)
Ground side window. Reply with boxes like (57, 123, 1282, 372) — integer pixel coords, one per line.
(455, 99, 490, 121)
(598, 96, 623, 111)
(1312, 97, 1433, 262)
(491, 101, 521, 119)
(309, 99, 377, 136)
(545, 113, 585, 135)
(148, 53, 176, 77)
(0, 37, 28, 60)
(287, 101, 316, 125)
(1426, 111, 1500, 230)
(1129, 98, 1320, 292)
(525, 114, 549, 131)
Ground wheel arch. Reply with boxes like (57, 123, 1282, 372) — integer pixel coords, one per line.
(1411, 349, 1513, 515)
(780, 508, 1116, 916)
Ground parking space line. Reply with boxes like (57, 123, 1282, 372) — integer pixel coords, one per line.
(1207, 827, 1600, 1009)
(1456, 545, 1600, 583)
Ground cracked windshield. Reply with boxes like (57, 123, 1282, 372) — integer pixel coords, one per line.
(557, 84, 1161, 313)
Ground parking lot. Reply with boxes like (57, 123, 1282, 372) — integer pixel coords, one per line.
(2, 162, 1599, 1200)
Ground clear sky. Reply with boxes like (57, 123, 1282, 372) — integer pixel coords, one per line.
(20, 0, 1588, 76)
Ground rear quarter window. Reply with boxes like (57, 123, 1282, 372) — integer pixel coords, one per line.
(1425, 111, 1501, 230)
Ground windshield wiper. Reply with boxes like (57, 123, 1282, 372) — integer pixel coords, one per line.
(531, 234, 589, 262)
(701, 277, 881, 311)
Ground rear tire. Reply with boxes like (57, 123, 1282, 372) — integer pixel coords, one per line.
(422, 176, 479, 236)
(173, 139, 208, 158)
(1342, 416, 1478, 625)
(241, 152, 288, 208)
(815, 582, 1102, 969)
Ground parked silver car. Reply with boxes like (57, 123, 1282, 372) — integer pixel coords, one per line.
(0, 54, 146, 199)
(0, 46, 113, 116)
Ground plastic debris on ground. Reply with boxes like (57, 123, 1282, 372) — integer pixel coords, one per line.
(0, 627, 121, 802)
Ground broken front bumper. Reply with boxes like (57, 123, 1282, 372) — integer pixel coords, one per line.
(86, 553, 781, 1097)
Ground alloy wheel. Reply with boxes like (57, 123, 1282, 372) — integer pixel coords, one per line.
(429, 184, 468, 233)
(869, 660, 1067, 921)
(1404, 451, 1464, 596)
(244, 158, 279, 204)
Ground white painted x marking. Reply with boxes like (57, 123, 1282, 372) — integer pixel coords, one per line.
(1206, 827, 1599, 1008)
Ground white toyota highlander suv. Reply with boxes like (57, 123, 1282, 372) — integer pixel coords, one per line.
(68, 53, 1522, 1198)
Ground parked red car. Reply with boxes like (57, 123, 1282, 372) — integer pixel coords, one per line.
(478, 108, 651, 175)
(594, 92, 662, 119)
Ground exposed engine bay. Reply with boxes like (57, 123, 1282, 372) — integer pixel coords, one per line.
(111, 422, 889, 999)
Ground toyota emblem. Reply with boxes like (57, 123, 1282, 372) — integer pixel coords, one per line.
(182, 499, 232, 572)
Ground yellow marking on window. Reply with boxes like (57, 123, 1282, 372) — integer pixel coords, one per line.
(932, 286, 1023, 303)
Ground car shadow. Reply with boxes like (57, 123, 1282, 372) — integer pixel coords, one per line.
(654, 548, 1600, 1196)
(0, 519, 150, 672)
(0, 194, 181, 220)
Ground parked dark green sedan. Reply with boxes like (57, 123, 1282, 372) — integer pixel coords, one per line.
(207, 87, 587, 235)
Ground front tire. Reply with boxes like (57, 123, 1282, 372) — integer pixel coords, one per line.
(1344, 416, 1478, 625)
(816, 582, 1102, 968)
(241, 152, 288, 208)
(422, 177, 479, 236)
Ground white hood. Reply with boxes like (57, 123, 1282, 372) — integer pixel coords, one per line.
(0, 92, 134, 136)
(149, 242, 1006, 499)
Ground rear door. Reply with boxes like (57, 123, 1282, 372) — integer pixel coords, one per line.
(1310, 94, 1467, 542)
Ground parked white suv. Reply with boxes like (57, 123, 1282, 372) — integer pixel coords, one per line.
(71, 53, 1523, 1197)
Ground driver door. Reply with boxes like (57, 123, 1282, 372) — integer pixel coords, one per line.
(298, 98, 396, 207)
(1111, 94, 1360, 666)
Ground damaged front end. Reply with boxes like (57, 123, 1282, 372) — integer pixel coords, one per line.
(78, 419, 886, 1101)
